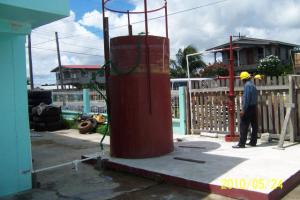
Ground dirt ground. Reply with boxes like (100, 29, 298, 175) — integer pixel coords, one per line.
(1, 130, 299, 200)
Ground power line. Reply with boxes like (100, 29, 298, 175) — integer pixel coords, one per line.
(30, 46, 104, 57)
(33, 0, 230, 41)
(31, 34, 102, 47)
(60, 41, 103, 51)
(110, 0, 230, 29)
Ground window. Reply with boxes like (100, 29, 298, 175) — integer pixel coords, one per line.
(63, 71, 70, 79)
(81, 70, 88, 77)
(246, 48, 254, 64)
(71, 73, 77, 79)
(286, 49, 289, 60)
(258, 48, 264, 60)
(92, 72, 96, 80)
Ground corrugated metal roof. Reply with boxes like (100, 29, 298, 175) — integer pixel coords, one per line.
(207, 37, 299, 51)
(51, 65, 102, 72)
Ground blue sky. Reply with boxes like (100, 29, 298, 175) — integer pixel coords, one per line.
(70, 0, 135, 21)
(30, 0, 300, 85)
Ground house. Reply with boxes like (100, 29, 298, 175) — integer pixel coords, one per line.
(292, 47, 300, 73)
(51, 65, 105, 89)
(207, 37, 299, 73)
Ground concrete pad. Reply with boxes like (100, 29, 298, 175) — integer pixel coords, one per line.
(99, 136, 300, 200)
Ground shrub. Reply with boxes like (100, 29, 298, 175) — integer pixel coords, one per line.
(257, 55, 293, 76)
(200, 62, 229, 77)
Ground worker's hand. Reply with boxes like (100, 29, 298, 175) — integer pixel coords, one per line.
(240, 111, 245, 118)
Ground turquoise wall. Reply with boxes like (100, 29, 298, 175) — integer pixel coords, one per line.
(0, 34, 32, 196)
(0, 0, 69, 197)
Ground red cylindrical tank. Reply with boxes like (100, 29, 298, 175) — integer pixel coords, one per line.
(108, 35, 173, 158)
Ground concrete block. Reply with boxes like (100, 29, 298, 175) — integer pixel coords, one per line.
(260, 133, 272, 143)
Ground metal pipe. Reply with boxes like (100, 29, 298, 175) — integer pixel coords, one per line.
(228, 35, 235, 138)
(164, 0, 169, 38)
(28, 34, 34, 90)
(186, 54, 193, 134)
(144, 0, 152, 113)
(127, 10, 132, 36)
(32, 154, 101, 173)
(144, 0, 148, 36)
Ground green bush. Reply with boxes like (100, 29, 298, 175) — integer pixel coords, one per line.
(96, 124, 109, 135)
(200, 62, 229, 77)
(257, 55, 293, 76)
(63, 119, 78, 129)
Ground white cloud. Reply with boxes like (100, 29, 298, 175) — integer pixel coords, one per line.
(28, 0, 300, 85)
(78, 10, 102, 29)
(27, 11, 104, 85)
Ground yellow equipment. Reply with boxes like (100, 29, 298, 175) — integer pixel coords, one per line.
(254, 74, 263, 80)
(240, 71, 251, 80)
(93, 114, 106, 124)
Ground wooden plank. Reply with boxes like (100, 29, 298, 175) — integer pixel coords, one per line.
(283, 76, 288, 85)
(203, 93, 207, 130)
(200, 93, 204, 130)
(268, 93, 274, 134)
(257, 93, 262, 135)
(279, 93, 285, 134)
(262, 92, 268, 133)
(209, 94, 213, 131)
(218, 92, 224, 131)
(196, 93, 201, 129)
(278, 76, 283, 86)
(223, 96, 227, 132)
(213, 93, 218, 131)
(267, 76, 271, 86)
(191, 85, 289, 93)
(192, 92, 196, 130)
(273, 93, 280, 135)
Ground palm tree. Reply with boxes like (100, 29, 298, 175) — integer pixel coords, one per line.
(170, 45, 206, 78)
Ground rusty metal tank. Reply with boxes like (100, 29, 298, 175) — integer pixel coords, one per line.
(108, 35, 173, 158)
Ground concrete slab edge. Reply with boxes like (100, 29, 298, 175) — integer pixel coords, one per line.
(102, 159, 270, 200)
(268, 169, 300, 200)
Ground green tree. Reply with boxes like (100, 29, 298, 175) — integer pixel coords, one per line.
(170, 45, 206, 78)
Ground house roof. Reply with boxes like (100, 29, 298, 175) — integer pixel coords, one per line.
(51, 65, 102, 72)
(206, 37, 299, 51)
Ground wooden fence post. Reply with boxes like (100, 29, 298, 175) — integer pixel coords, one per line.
(288, 76, 296, 142)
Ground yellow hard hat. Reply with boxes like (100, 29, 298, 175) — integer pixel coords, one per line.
(240, 71, 251, 80)
(254, 74, 263, 80)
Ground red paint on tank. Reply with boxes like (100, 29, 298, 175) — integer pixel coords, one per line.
(109, 35, 173, 158)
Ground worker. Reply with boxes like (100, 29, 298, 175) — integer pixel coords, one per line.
(233, 71, 258, 148)
(254, 74, 262, 80)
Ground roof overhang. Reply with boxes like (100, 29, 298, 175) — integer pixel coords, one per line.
(0, 0, 69, 34)
(207, 37, 299, 51)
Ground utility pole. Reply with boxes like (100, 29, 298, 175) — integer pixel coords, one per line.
(28, 34, 34, 90)
(55, 32, 64, 90)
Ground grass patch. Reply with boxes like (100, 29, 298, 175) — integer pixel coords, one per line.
(63, 119, 109, 135)
(63, 119, 78, 129)
(96, 124, 109, 135)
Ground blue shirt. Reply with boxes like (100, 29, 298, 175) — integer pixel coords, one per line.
(243, 80, 257, 111)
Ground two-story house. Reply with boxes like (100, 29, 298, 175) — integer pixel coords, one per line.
(51, 65, 105, 89)
(207, 37, 299, 73)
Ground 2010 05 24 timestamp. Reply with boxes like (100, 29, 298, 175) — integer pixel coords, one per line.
(220, 178, 283, 190)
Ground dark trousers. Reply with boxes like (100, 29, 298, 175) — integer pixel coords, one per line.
(239, 105, 258, 146)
